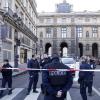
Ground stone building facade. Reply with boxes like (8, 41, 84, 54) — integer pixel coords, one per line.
(37, 7, 100, 58)
(0, 0, 38, 65)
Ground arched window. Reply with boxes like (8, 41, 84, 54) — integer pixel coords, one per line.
(40, 32, 43, 38)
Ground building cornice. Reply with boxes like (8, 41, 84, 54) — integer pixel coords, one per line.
(38, 12, 100, 17)
(37, 24, 100, 27)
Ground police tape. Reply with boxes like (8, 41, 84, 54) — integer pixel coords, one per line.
(0, 67, 100, 72)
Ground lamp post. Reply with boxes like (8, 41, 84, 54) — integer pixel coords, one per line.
(40, 40, 43, 60)
(14, 16, 22, 68)
(75, 32, 79, 60)
(14, 30, 20, 68)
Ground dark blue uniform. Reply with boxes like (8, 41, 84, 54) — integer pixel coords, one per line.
(27, 59, 40, 94)
(0, 63, 12, 95)
(78, 61, 94, 100)
(40, 57, 51, 93)
(40, 57, 51, 68)
(42, 57, 73, 100)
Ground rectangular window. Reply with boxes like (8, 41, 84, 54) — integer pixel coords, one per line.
(8, 25, 12, 39)
(46, 27, 52, 38)
(39, 18, 44, 23)
(86, 31, 89, 38)
(92, 26, 98, 37)
(76, 26, 83, 38)
(3, 50, 11, 61)
(1, 23, 12, 39)
(61, 27, 67, 38)
(46, 18, 52, 23)
(62, 18, 66, 23)
(85, 18, 90, 22)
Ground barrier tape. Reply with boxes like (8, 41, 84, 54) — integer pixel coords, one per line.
(0, 67, 100, 72)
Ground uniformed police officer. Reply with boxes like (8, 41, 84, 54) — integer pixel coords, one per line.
(42, 54, 73, 100)
(78, 59, 94, 100)
(40, 55, 51, 94)
(27, 55, 40, 95)
(40, 54, 51, 68)
(0, 59, 12, 96)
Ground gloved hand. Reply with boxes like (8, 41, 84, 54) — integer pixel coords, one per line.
(56, 90, 62, 98)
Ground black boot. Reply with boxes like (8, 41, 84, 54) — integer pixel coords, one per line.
(0, 90, 3, 96)
(8, 89, 12, 95)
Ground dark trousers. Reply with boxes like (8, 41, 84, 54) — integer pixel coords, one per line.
(28, 73, 38, 92)
(80, 81, 93, 100)
(1, 77, 12, 93)
(87, 81, 93, 94)
(44, 95, 64, 100)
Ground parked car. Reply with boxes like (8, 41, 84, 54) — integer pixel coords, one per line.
(61, 57, 79, 81)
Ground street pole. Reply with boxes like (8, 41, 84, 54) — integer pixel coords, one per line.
(75, 32, 79, 60)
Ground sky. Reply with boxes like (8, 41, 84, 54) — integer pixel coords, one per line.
(36, 0, 100, 12)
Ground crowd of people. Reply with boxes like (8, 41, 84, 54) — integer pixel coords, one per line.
(0, 54, 97, 100)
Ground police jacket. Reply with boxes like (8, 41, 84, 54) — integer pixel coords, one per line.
(1, 63, 12, 77)
(27, 59, 40, 76)
(42, 57, 73, 97)
(40, 57, 51, 68)
(78, 62, 94, 83)
(90, 59, 96, 69)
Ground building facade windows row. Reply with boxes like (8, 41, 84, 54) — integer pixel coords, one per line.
(44, 26, 98, 38)
(39, 17, 99, 24)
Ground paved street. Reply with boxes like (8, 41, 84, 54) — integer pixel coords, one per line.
(0, 66, 100, 100)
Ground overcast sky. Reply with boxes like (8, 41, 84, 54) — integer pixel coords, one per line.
(36, 0, 100, 12)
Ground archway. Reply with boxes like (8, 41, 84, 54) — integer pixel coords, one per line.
(92, 43, 98, 57)
(45, 43, 52, 56)
(60, 42, 68, 57)
(79, 43, 83, 57)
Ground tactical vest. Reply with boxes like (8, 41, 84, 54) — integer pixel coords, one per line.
(48, 63, 67, 86)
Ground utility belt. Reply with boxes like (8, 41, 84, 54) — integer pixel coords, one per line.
(80, 79, 93, 85)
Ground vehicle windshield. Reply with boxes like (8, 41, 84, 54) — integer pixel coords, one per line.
(61, 58, 75, 64)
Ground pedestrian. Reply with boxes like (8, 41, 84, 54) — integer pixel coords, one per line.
(78, 59, 94, 100)
(0, 59, 12, 96)
(27, 55, 40, 95)
(42, 54, 73, 100)
(90, 57, 96, 69)
(40, 55, 52, 94)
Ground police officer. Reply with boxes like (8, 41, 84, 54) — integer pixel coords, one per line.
(78, 59, 94, 100)
(0, 59, 12, 96)
(40, 54, 51, 68)
(42, 54, 73, 100)
(40, 55, 51, 94)
(27, 55, 40, 95)
(90, 58, 96, 69)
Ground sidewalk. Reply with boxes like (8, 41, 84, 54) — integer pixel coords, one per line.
(0, 63, 27, 79)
